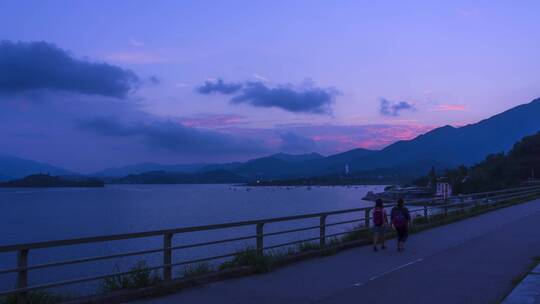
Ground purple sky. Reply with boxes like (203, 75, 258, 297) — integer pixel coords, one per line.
(1, 1, 539, 173)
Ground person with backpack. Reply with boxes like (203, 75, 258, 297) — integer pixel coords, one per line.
(391, 198, 411, 252)
(372, 199, 388, 251)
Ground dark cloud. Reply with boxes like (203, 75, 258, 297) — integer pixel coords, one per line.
(197, 78, 243, 95)
(0, 40, 140, 98)
(379, 98, 416, 116)
(197, 79, 338, 114)
(278, 132, 317, 153)
(78, 117, 267, 155)
(77, 116, 136, 137)
(148, 75, 160, 85)
(232, 82, 337, 114)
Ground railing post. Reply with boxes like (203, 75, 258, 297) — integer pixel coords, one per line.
(424, 203, 429, 221)
(319, 215, 327, 247)
(256, 223, 264, 256)
(163, 233, 173, 281)
(364, 208, 371, 228)
(17, 249, 28, 304)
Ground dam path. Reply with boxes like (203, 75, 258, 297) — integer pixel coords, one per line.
(133, 198, 540, 304)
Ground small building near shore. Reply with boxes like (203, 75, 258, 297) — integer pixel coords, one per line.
(436, 178, 452, 199)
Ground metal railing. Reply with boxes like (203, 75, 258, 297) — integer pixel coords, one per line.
(1, 185, 540, 303)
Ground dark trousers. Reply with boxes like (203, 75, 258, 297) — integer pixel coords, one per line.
(395, 226, 409, 243)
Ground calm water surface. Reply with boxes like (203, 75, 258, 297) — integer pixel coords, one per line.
(0, 184, 386, 295)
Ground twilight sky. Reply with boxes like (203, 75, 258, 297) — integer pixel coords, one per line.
(1, 0, 539, 173)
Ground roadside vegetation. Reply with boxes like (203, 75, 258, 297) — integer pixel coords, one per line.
(182, 262, 213, 278)
(101, 261, 161, 293)
(0, 290, 66, 304)
(415, 132, 540, 194)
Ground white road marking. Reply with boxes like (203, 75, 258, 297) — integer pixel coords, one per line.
(368, 258, 424, 281)
(352, 258, 424, 287)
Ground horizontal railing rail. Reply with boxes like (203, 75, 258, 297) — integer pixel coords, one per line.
(1, 185, 540, 303)
(0, 208, 368, 253)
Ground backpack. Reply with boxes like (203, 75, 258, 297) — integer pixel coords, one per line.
(392, 208, 407, 228)
(373, 208, 384, 226)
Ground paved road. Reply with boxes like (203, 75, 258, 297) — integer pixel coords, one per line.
(133, 199, 540, 304)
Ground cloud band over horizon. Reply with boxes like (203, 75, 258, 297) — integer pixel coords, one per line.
(77, 117, 268, 155)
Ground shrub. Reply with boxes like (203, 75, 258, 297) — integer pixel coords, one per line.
(297, 242, 320, 252)
(341, 226, 371, 243)
(183, 262, 213, 278)
(101, 261, 161, 293)
(0, 290, 65, 304)
(219, 248, 273, 273)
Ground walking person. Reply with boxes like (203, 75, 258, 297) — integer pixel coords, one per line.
(372, 199, 388, 251)
(391, 198, 411, 252)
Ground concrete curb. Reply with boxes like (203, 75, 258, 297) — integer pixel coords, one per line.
(502, 263, 540, 304)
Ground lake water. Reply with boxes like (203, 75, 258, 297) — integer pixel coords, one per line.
(0, 184, 386, 296)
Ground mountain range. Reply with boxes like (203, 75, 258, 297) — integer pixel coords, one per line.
(0, 155, 74, 181)
(2, 97, 540, 183)
(92, 162, 208, 177)
(346, 97, 540, 173)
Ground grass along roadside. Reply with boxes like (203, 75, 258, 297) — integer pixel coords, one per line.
(0, 291, 68, 304)
(101, 261, 162, 293)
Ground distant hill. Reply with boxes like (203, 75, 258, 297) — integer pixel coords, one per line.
(233, 157, 299, 179)
(107, 95, 540, 184)
(299, 148, 374, 174)
(342, 97, 540, 174)
(216, 150, 371, 180)
(108, 151, 376, 184)
(430, 131, 540, 193)
(196, 153, 331, 180)
(252, 159, 450, 186)
(0, 155, 74, 180)
(270, 152, 323, 162)
(0, 174, 103, 188)
(92, 162, 208, 177)
(5, 98, 540, 185)
(223, 97, 540, 182)
(198, 162, 243, 173)
(111, 169, 246, 184)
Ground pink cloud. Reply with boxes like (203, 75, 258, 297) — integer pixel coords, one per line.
(176, 122, 435, 155)
(354, 124, 434, 149)
(433, 104, 468, 111)
(178, 114, 246, 128)
(288, 123, 434, 151)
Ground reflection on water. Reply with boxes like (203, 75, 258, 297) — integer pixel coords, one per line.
(0, 184, 385, 295)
